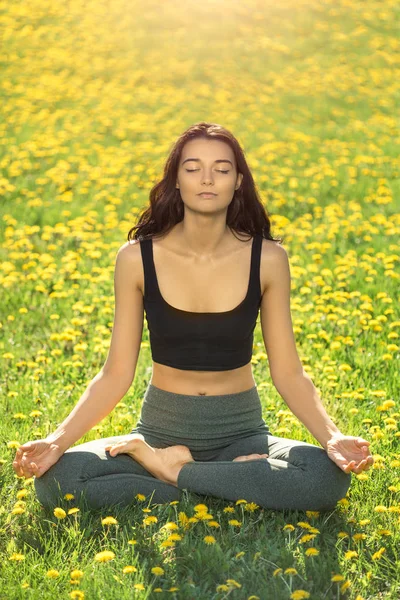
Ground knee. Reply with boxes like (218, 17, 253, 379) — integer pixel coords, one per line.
(34, 452, 87, 509)
(310, 450, 352, 511)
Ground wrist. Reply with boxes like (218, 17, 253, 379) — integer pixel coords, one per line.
(45, 431, 70, 453)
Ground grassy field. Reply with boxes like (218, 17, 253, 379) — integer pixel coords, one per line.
(1, 0, 399, 598)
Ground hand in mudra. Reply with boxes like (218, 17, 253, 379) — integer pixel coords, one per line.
(326, 434, 374, 474)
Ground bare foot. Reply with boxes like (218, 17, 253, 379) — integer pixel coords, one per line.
(233, 453, 269, 462)
(104, 435, 194, 487)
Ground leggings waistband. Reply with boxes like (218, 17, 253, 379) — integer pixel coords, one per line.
(132, 383, 270, 450)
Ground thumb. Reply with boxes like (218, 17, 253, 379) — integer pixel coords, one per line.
(18, 444, 31, 451)
(105, 445, 119, 457)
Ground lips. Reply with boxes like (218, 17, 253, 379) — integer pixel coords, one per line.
(198, 192, 217, 196)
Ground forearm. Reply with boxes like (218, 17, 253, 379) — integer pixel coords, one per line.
(273, 372, 342, 450)
(45, 370, 133, 453)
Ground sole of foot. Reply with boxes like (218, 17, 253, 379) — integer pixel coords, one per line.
(105, 436, 194, 486)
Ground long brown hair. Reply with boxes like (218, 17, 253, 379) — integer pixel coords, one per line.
(127, 121, 283, 244)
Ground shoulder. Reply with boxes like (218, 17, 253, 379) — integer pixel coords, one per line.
(115, 240, 143, 291)
(260, 238, 289, 295)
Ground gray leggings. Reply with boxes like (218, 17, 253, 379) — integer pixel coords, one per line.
(34, 384, 351, 512)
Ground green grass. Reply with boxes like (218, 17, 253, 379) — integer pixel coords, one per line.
(0, 0, 399, 598)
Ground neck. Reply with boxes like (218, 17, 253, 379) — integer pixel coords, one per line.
(174, 222, 231, 259)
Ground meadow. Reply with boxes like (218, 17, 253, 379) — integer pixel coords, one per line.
(0, 0, 399, 598)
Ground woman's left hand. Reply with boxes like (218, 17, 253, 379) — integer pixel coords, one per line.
(326, 434, 374, 474)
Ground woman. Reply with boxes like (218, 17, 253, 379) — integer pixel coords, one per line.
(13, 122, 374, 512)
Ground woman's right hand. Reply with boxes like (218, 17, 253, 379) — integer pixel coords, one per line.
(12, 440, 65, 479)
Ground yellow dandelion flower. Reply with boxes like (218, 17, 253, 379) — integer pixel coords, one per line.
(68, 508, 80, 515)
(8, 553, 25, 561)
(284, 567, 298, 576)
(374, 505, 388, 512)
(94, 550, 115, 562)
(283, 524, 295, 531)
(299, 534, 316, 543)
(226, 579, 241, 588)
(273, 568, 283, 576)
(133, 583, 145, 591)
(297, 521, 311, 529)
(372, 547, 386, 560)
(160, 540, 175, 548)
(168, 587, 179, 592)
(136, 493, 146, 501)
(53, 507, 67, 519)
(21, 583, 30, 589)
(337, 531, 349, 539)
(46, 570, 59, 578)
(194, 504, 208, 512)
(70, 570, 84, 579)
(248, 596, 260, 600)
(344, 550, 358, 560)
(305, 548, 319, 556)
(178, 512, 189, 525)
(305, 511, 320, 518)
(163, 522, 178, 531)
(331, 574, 345, 582)
(69, 592, 84, 600)
(16, 489, 28, 499)
(151, 567, 164, 576)
(169, 500, 179, 505)
(235, 551, 245, 559)
(204, 535, 216, 545)
(207, 521, 220, 528)
(290, 591, 310, 599)
(64, 494, 75, 501)
(216, 585, 229, 592)
(143, 515, 158, 526)
(228, 519, 242, 527)
(122, 566, 137, 574)
(244, 502, 259, 511)
(341, 580, 351, 592)
(154, 588, 162, 593)
(352, 533, 367, 541)
(101, 516, 118, 525)
(166, 533, 182, 541)
(12, 507, 25, 515)
(223, 506, 235, 513)
(235, 499, 247, 505)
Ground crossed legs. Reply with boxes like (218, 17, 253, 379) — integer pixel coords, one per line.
(34, 432, 351, 512)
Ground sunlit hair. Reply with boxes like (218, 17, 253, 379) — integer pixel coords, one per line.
(128, 121, 283, 244)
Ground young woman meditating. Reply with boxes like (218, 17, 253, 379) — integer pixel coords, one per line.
(13, 122, 374, 512)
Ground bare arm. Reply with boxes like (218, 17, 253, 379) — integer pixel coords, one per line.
(260, 242, 341, 449)
(45, 370, 134, 453)
(46, 241, 144, 453)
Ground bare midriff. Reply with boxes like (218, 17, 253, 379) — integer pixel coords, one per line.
(150, 361, 257, 396)
(138, 224, 266, 397)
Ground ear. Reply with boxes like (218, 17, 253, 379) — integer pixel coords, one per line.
(236, 173, 243, 189)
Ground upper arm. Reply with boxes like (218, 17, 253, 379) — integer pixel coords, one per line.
(260, 241, 304, 384)
(102, 241, 144, 383)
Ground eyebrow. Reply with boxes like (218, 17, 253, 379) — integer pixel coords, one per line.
(182, 158, 233, 167)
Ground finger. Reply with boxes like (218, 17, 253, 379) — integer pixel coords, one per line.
(30, 462, 41, 478)
(344, 461, 355, 473)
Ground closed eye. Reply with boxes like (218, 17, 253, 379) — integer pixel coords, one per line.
(185, 169, 230, 174)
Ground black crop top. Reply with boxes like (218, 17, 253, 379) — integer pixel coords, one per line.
(139, 234, 263, 371)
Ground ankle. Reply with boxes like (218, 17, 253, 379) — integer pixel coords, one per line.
(173, 459, 195, 487)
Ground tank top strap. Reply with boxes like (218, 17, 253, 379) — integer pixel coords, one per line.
(139, 237, 158, 299)
(249, 234, 263, 302)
